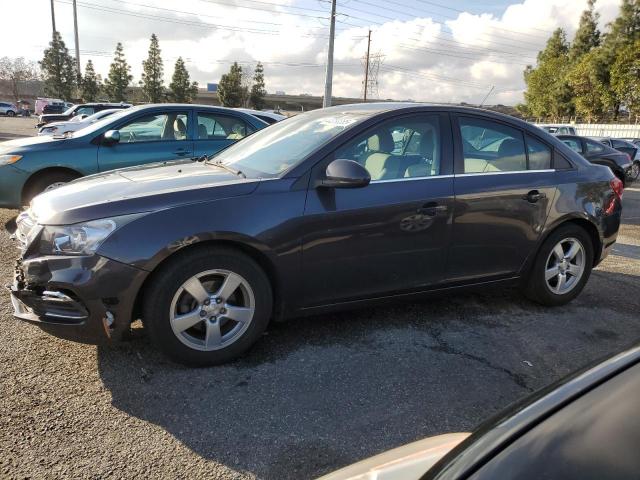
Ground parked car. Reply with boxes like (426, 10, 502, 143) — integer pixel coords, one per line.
(538, 124, 577, 135)
(0, 104, 268, 207)
(9, 104, 622, 365)
(35, 98, 70, 115)
(620, 137, 640, 147)
(0, 101, 18, 117)
(319, 345, 640, 480)
(37, 108, 123, 136)
(592, 136, 639, 160)
(36, 102, 132, 128)
(557, 134, 634, 184)
(234, 108, 287, 124)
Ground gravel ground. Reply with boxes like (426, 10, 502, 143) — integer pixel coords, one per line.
(0, 117, 37, 141)
(1, 189, 640, 479)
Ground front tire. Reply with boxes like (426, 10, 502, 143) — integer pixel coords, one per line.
(142, 247, 273, 366)
(6, 110, 15, 117)
(23, 171, 79, 204)
(524, 224, 594, 306)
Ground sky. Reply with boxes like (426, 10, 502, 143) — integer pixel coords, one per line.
(0, 0, 624, 105)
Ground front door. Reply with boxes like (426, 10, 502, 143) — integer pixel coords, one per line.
(447, 114, 557, 282)
(302, 113, 454, 307)
(97, 110, 193, 171)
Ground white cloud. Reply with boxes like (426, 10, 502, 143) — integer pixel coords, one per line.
(0, 0, 625, 105)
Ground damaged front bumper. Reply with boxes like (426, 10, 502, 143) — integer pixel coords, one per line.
(9, 254, 148, 344)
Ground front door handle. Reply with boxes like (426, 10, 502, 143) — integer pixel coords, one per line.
(523, 190, 546, 203)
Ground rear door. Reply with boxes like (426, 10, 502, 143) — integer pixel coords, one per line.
(448, 114, 557, 282)
(193, 111, 255, 157)
(97, 110, 194, 171)
(301, 112, 454, 306)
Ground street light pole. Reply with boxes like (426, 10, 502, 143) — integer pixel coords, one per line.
(363, 30, 371, 102)
(72, 0, 82, 82)
(322, 0, 336, 108)
(50, 0, 57, 33)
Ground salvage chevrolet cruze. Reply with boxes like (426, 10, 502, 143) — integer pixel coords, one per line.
(9, 104, 623, 366)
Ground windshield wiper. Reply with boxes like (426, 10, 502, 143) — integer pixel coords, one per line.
(208, 159, 246, 178)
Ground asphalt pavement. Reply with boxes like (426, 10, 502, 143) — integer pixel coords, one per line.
(1, 189, 639, 479)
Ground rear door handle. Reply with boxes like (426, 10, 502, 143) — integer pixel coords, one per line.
(523, 190, 546, 203)
(173, 149, 189, 156)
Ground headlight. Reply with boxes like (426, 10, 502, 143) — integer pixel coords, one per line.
(41, 219, 116, 255)
(0, 154, 22, 166)
(38, 214, 141, 255)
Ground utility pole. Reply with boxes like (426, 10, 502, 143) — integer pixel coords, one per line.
(72, 0, 81, 82)
(50, 0, 56, 34)
(322, 0, 336, 108)
(363, 30, 371, 102)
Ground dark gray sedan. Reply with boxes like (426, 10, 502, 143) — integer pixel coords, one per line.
(10, 104, 623, 365)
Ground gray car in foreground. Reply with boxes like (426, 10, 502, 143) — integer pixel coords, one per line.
(9, 104, 623, 366)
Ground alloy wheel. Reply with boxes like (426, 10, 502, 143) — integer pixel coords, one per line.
(169, 269, 255, 351)
(544, 237, 585, 295)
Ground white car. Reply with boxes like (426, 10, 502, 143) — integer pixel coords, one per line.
(233, 108, 287, 124)
(37, 108, 122, 136)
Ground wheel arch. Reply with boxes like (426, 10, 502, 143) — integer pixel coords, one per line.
(21, 166, 83, 203)
(530, 215, 602, 273)
(131, 239, 283, 326)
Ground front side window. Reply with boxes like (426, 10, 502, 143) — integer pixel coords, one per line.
(459, 117, 526, 173)
(333, 115, 441, 181)
(197, 113, 254, 141)
(526, 135, 552, 169)
(118, 113, 189, 143)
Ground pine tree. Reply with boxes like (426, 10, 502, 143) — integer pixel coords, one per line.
(603, 0, 640, 117)
(39, 31, 76, 100)
(168, 57, 198, 103)
(217, 62, 245, 107)
(103, 43, 132, 102)
(249, 62, 267, 110)
(81, 60, 101, 102)
(140, 34, 164, 103)
(611, 38, 640, 119)
(568, 49, 608, 121)
(524, 29, 573, 120)
(570, 0, 601, 61)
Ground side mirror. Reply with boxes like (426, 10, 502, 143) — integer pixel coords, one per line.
(103, 130, 120, 145)
(320, 159, 371, 189)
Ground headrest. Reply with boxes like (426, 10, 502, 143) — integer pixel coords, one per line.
(174, 118, 187, 135)
(367, 130, 394, 152)
(498, 138, 523, 157)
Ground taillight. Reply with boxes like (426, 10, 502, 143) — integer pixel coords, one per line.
(605, 177, 624, 215)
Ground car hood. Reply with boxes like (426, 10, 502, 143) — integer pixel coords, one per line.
(0, 135, 68, 152)
(30, 160, 261, 225)
(317, 433, 470, 480)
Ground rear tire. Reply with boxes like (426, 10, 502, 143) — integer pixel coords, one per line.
(7, 111, 16, 117)
(23, 171, 79, 204)
(142, 247, 273, 367)
(524, 224, 594, 306)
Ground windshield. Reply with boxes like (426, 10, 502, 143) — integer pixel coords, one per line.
(212, 109, 368, 177)
(72, 108, 135, 137)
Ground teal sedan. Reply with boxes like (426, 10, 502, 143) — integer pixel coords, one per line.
(0, 104, 268, 208)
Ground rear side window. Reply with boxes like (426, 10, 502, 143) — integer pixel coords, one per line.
(585, 140, 605, 154)
(561, 138, 582, 153)
(197, 113, 254, 140)
(526, 135, 551, 170)
(459, 117, 526, 173)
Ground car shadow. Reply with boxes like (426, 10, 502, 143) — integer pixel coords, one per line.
(97, 270, 640, 479)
